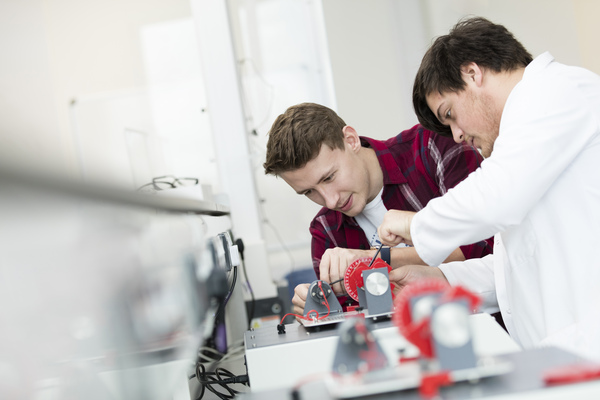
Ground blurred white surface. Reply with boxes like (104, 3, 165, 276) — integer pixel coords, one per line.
(0, 179, 220, 400)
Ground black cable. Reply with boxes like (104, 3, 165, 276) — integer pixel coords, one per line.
(368, 243, 384, 267)
(214, 265, 237, 321)
(329, 278, 343, 286)
(194, 362, 249, 400)
(235, 238, 255, 328)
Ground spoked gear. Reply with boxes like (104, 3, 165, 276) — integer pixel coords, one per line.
(392, 279, 480, 358)
(344, 257, 394, 302)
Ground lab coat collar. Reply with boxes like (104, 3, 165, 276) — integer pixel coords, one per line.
(523, 52, 555, 80)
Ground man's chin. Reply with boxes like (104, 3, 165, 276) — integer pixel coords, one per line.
(481, 147, 493, 158)
(340, 204, 363, 218)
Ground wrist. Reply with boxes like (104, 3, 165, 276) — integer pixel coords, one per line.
(405, 213, 414, 240)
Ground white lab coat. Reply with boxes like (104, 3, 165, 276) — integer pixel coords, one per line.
(412, 52, 600, 360)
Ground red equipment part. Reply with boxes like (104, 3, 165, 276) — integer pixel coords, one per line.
(543, 364, 600, 385)
(392, 279, 481, 358)
(343, 257, 394, 302)
(419, 371, 452, 398)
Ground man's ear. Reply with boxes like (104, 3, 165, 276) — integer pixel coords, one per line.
(460, 62, 484, 88)
(342, 125, 361, 152)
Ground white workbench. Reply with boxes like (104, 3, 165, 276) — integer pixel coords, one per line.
(244, 313, 519, 392)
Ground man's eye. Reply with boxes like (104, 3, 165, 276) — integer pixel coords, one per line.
(446, 109, 451, 119)
(324, 174, 334, 182)
(304, 189, 313, 196)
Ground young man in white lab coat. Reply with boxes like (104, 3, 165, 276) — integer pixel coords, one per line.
(378, 17, 600, 360)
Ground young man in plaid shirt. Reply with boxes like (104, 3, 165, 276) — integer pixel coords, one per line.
(264, 102, 493, 313)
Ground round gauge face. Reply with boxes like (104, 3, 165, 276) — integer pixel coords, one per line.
(365, 272, 390, 296)
(431, 303, 470, 348)
(344, 257, 393, 302)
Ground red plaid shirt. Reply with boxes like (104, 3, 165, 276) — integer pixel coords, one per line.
(310, 125, 494, 304)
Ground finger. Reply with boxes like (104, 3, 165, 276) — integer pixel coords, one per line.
(299, 283, 309, 300)
(329, 254, 343, 295)
(319, 250, 332, 283)
(379, 224, 404, 247)
(293, 304, 305, 316)
(388, 265, 409, 285)
(377, 225, 388, 243)
(338, 251, 358, 295)
(292, 284, 309, 305)
(292, 293, 306, 308)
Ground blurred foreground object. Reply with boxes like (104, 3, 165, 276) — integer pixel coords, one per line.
(0, 167, 228, 399)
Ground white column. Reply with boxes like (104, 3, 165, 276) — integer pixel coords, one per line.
(190, 0, 276, 299)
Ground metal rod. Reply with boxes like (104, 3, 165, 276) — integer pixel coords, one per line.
(368, 243, 384, 268)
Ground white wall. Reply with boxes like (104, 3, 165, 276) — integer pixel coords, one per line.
(0, 0, 63, 174)
(573, 0, 600, 74)
(422, 0, 582, 65)
(320, 0, 600, 145)
(0, 0, 193, 179)
(42, 0, 193, 163)
(321, 0, 424, 139)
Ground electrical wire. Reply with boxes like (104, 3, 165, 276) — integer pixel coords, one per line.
(193, 362, 249, 400)
(368, 243, 384, 267)
(263, 217, 296, 271)
(203, 265, 238, 357)
(235, 238, 255, 329)
(329, 278, 344, 286)
(214, 265, 237, 322)
(279, 281, 331, 324)
(238, 57, 276, 132)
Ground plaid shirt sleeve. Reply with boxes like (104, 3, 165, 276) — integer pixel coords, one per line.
(309, 211, 359, 308)
(423, 131, 494, 259)
(309, 212, 331, 278)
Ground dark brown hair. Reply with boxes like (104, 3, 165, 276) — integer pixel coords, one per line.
(413, 17, 533, 136)
(264, 103, 346, 175)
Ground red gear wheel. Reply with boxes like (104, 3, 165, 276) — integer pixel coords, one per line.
(392, 279, 481, 358)
(344, 257, 394, 302)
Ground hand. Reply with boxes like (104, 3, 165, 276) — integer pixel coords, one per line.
(389, 264, 449, 296)
(292, 283, 309, 316)
(378, 210, 416, 247)
(319, 247, 373, 295)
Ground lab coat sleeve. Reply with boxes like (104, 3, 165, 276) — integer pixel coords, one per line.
(439, 254, 498, 313)
(411, 72, 600, 266)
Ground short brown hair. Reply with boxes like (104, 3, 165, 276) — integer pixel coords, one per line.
(413, 17, 533, 136)
(264, 103, 346, 175)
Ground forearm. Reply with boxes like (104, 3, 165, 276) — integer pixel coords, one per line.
(389, 246, 464, 268)
(439, 254, 498, 313)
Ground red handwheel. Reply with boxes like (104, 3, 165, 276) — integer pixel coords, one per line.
(344, 257, 394, 302)
(392, 279, 481, 358)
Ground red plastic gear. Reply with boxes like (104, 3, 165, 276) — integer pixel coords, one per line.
(392, 279, 449, 358)
(392, 280, 481, 358)
(344, 257, 394, 302)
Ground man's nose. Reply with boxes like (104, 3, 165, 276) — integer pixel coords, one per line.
(321, 187, 340, 210)
(451, 124, 465, 143)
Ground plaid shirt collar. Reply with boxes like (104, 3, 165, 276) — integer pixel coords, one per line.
(332, 136, 408, 231)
